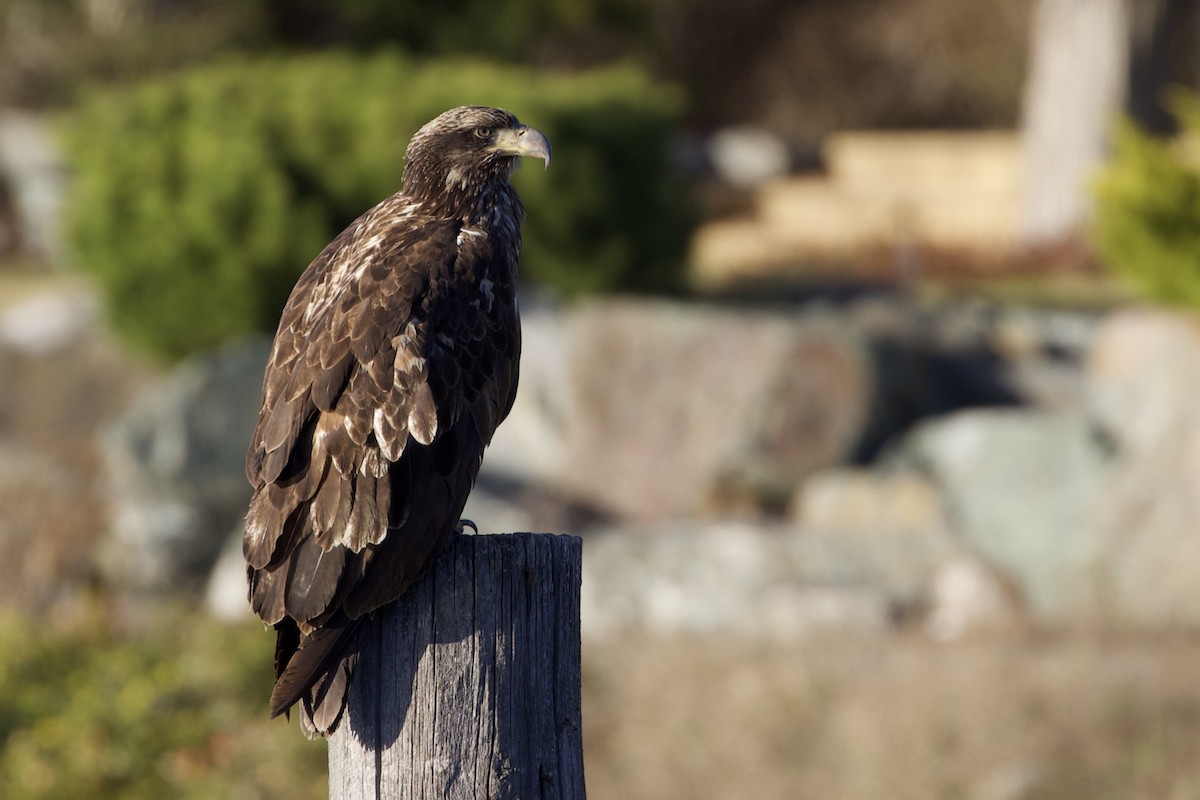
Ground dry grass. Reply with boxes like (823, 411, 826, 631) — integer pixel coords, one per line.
(582, 631, 1200, 800)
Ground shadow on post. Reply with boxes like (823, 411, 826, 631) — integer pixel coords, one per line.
(330, 532, 585, 800)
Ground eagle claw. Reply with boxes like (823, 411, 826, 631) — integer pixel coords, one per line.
(457, 519, 479, 535)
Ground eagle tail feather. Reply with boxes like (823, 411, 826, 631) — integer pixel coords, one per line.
(299, 653, 357, 739)
(269, 616, 361, 738)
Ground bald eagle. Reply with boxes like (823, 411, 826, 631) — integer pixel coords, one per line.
(243, 106, 551, 738)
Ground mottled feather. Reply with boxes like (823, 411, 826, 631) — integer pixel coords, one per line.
(244, 106, 541, 738)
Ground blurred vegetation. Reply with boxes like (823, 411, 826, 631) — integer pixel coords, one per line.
(4, 0, 1031, 137)
(0, 0, 652, 109)
(62, 53, 689, 360)
(21, 0, 1035, 362)
(660, 0, 1032, 137)
(0, 0, 267, 108)
(256, 0, 652, 64)
(0, 609, 324, 800)
(1093, 90, 1200, 308)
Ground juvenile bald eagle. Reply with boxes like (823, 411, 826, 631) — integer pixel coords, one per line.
(243, 106, 551, 738)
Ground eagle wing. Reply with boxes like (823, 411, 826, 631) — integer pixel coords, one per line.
(243, 206, 520, 637)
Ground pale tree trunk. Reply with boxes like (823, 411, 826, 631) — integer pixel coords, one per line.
(1019, 0, 1197, 247)
(1020, 0, 1130, 247)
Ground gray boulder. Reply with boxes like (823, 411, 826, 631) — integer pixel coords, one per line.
(97, 337, 269, 593)
(562, 300, 877, 519)
(487, 295, 1102, 526)
(580, 522, 898, 639)
(891, 408, 1111, 622)
(1085, 310, 1200, 626)
(988, 306, 1099, 412)
(580, 517, 960, 639)
(789, 467, 963, 616)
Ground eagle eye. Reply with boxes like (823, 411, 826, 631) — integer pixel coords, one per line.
(473, 127, 492, 140)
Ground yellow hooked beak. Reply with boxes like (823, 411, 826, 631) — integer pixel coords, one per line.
(490, 125, 552, 169)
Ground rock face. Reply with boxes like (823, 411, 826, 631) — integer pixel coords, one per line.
(71, 295, 1198, 636)
(891, 409, 1111, 622)
(580, 522, 898, 638)
(988, 305, 1097, 412)
(563, 300, 876, 519)
(97, 338, 269, 593)
(580, 518, 959, 638)
(1084, 310, 1200, 626)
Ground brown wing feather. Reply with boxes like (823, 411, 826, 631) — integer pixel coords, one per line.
(244, 191, 521, 736)
(244, 210, 455, 585)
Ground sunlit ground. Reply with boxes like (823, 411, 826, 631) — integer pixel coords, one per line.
(584, 631, 1200, 800)
(7, 607, 1200, 799)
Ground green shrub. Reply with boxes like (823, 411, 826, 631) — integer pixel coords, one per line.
(1093, 91, 1200, 307)
(64, 53, 690, 360)
(0, 611, 325, 800)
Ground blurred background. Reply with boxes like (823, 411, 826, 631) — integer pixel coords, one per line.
(3, 0, 1200, 797)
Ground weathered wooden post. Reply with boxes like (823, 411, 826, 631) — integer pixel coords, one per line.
(328, 533, 585, 800)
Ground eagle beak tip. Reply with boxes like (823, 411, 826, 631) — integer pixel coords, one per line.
(527, 128, 552, 171)
(498, 125, 552, 170)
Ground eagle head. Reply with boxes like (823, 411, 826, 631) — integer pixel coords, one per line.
(402, 106, 551, 207)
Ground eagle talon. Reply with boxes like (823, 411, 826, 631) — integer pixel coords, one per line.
(457, 519, 479, 535)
